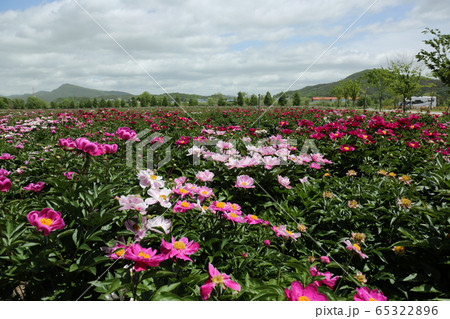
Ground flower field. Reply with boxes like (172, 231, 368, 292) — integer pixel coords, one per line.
(0, 106, 449, 301)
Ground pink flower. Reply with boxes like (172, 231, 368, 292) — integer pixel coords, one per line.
(244, 214, 264, 225)
(0, 153, 15, 160)
(116, 127, 139, 141)
(124, 217, 148, 241)
(23, 182, 45, 192)
(104, 242, 128, 260)
(262, 156, 280, 169)
(277, 175, 291, 189)
(124, 243, 165, 271)
(344, 240, 368, 259)
(173, 200, 195, 213)
(200, 263, 241, 300)
(118, 195, 148, 213)
(160, 236, 199, 262)
(310, 266, 339, 289)
(329, 131, 344, 140)
(320, 256, 330, 264)
(172, 187, 193, 198)
(353, 287, 387, 301)
(272, 225, 301, 241)
(222, 211, 245, 224)
(196, 186, 214, 202)
(64, 172, 77, 180)
(59, 138, 76, 150)
(285, 282, 328, 301)
(0, 176, 12, 192)
(264, 239, 271, 246)
(175, 136, 191, 146)
(196, 170, 214, 182)
(310, 162, 321, 169)
(235, 175, 255, 188)
(27, 208, 65, 236)
(174, 176, 187, 188)
(209, 201, 228, 213)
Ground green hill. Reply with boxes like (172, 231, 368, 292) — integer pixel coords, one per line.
(8, 83, 133, 102)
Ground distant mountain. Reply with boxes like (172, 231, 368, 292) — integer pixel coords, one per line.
(8, 83, 133, 102)
(282, 70, 447, 98)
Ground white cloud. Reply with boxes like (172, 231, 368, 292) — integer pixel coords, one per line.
(0, 0, 449, 97)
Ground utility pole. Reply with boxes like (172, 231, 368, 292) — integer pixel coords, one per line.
(258, 94, 261, 129)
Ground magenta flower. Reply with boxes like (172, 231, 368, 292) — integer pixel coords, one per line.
(320, 256, 330, 264)
(104, 243, 128, 260)
(353, 287, 387, 301)
(406, 140, 420, 149)
(222, 211, 245, 224)
(0, 176, 12, 192)
(200, 263, 241, 300)
(27, 208, 65, 236)
(116, 127, 139, 141)
(124, 243, 165, 271)
(339, 144, 355, 153)
(173, 200, 195, 213)
(0, 168, 11, 176)
(285, 281, 328, 301)
(160, 236, 199, 262)
(64, 172, 77, 180)
(310, 266, 339, 289)
(23, 182, 45, 192)
(59, 138, 76, 150)
(272, 225, 301, 241)
(235, 175, 255, 188)
(175, 136, 191, 146)
(0, 153, 15, 160)
(264, 239, 271, 246)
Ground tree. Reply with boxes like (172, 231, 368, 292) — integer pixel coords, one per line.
(341, 81, 350, 107)
(92, 98, 98, 108)
(416, 28, 450, 89)
(161, 96, 169, 107)
(263, 91, 273, 106)
(278, 93, 287, 106)
(26, 96, 47, 109)
(0, 97, 10, 109)
(344, 79, 361, 108)
(150, 96, 158, 107)
(237, 92, 245, 106)
(174, 95, 181, 106)
(330, 85, 343, 107)
(217, 95, 227, 106)
(188, 97, 198, 106)
(387, 59, 422, 112)
(292, 92, 301, 106)
(249, 94, 258, 106)
(120, 99, 126, 108)
(138, 91, 152, 107)
(363, 68, 391, 111)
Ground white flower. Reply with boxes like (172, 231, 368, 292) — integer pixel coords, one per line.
(145, 188, 172, 208)
(137, 169, 165, 189)
(147, 215, 171, 234)
(118, 195, 148, 214)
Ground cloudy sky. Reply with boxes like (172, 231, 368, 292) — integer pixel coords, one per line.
(0, 0, 449, 97)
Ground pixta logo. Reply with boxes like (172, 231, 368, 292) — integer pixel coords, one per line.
(126, 129, 171, 170)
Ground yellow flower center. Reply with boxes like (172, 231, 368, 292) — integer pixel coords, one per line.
(363, 135, 368, 139)
(382, 130, 387, 134)
(353, 244, 361, 251)
(355, 274, 366, 283)
(216, 202, 225, 208)
(298, 296, 310, 301)
(212, 275, 224, 284)
(179, 188, 188, 194)
(230, 213, 238, 218)
(202, 205, 208, 210)
(160, 194, 167, 200)
(230, 204, 237, 210)
(250, 215, 258, 220)
(150, 175, 158, 180)
(401, 198, 411, 205)
(286, 230, 293, 235)
(389, 172, 396, 177)
(40, 218, 53, 226)
(173, 241, 186, 250)
(201, 190, 208, 195)
(344, 147, 349, 151)
(138, 251, 150, 259)
(242, 182, 247, 186)
(114, 248, 125, 257)
(369, 298, 377, 301)
(181, 201, 190, 208)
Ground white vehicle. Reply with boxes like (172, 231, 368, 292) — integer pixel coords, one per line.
(400, 96, 436, 108)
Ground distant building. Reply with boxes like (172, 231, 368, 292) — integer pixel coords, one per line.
(311, 97, 337, 103)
